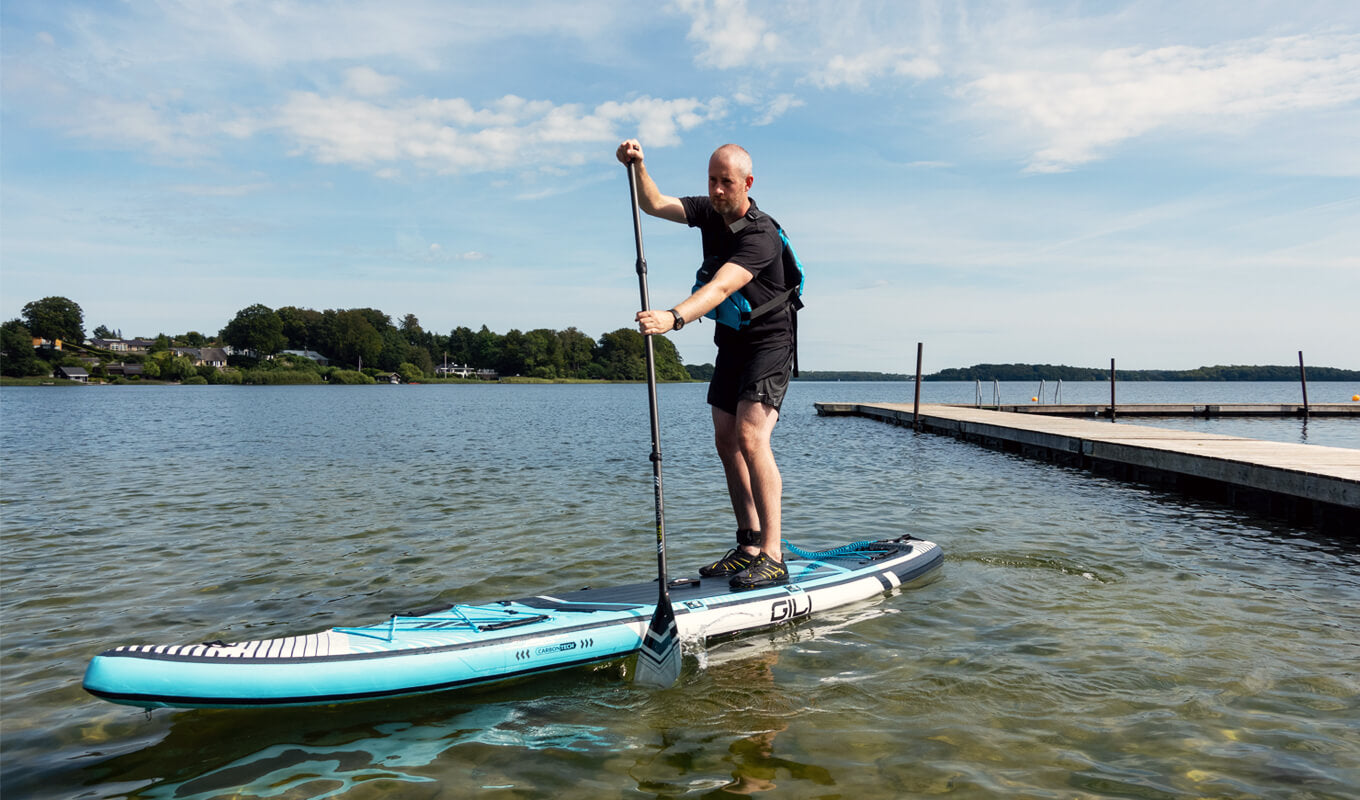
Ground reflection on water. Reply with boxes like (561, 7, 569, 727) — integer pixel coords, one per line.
(2, 383, 1358, 799)
(668, 651, 836, 799)
(111, 703, 618, 799)
(78, 641, 845, 799)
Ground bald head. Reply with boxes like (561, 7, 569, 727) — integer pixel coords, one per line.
(710, 144, 753, 179)
(707, 144, 754, 222)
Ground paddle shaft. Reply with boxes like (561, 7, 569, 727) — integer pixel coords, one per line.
(626, 161, 673, 612)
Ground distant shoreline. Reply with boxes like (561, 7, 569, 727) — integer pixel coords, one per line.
(6, 376, 1359, 388)
(738, 365, 1360, 382)
(5, 361, 1358, 388)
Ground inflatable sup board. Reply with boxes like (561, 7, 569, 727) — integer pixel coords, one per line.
(84, 536, 941, 709)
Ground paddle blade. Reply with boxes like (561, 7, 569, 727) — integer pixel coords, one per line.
(634, 600, 681, 688)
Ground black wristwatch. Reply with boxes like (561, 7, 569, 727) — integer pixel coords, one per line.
(669, 309, 685, 330)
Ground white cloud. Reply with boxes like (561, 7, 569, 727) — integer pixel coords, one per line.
(66, 96, 222, 159)
(673, 0, 779, 69)
(809, 46, 942, 89)
(169, 182, 272, 197)
(344, 66, 402, 97)
(968, 33, 1360, 172)
(270, 92, 726, 174)
(64, 0, 514, 70)
(751, 92, 804, 125)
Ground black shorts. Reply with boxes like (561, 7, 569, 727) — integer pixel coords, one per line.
(706, 339, 795, 414)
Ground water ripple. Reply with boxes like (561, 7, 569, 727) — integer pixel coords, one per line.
(2, 383, 1358, 799)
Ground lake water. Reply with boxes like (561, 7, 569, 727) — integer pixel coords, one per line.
(2, 382, 1358, 799)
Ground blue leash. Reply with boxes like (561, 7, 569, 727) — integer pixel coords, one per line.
(783, 539, 893, 560)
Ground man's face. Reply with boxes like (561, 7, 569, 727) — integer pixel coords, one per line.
(708, 153, 752, 218)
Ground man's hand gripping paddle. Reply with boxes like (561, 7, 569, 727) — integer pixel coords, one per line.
(626, 160, 682, 689)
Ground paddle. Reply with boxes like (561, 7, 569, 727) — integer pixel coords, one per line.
(626, 159, 682, 689)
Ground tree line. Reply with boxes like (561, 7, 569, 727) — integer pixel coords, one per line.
(221, 303, 689, 381)
(9, 296, 1354, 384)
(925, 363, 1360, 381)
(2, 296, 692, 382)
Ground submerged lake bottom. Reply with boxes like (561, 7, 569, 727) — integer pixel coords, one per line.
(2, 382, 1358, 798)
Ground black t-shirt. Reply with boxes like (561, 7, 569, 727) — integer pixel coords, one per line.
(681, 196, 792, 346)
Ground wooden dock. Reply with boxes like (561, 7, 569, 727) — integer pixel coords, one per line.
(956, 403, 1360, 418)
(815, 402, 1360, 532)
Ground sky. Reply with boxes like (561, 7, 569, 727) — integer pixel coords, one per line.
(2, 1, 1357, 372)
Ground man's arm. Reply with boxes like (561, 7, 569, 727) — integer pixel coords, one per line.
(636, 262, 753, 335)
(617, 139, 686, 224)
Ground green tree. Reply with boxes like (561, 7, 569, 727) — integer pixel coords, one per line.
(472, 325, 500, 369)
(558, 327, 596, 377)
(408, 346, 434, 376)
(327, 369, 374, 385)
(92, 324, 115, 340)
(594, 328, 688, 381)
(379, 325, 409, 371)
(1, 319, 47, 377)
(399, 314, 423, 343)
(277, 306, 326, 353)
(595, 328, 646, 380)
(498, 329, 526, 376)
(183, 331, 206, 347)
(447, 326, 476, 365)
(651, 335, 689, 381)
(221, 304, 286, 357)
(685, 363, 715, 381)
(330, 308, 383, 369)
(21, 296, 85, 344)
(352, 308, 392, 333)
(523, 328, 562, 379)
(151, 333, 171, 353)
(157, 353, 197, 381)
(398, 314, 437, 374)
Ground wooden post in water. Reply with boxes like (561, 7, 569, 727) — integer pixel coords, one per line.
(913, 342, 923, 431)
(1109, 358, 1117, 422)
(1299, 350, 1310, 419)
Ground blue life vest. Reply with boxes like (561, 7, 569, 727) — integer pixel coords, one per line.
(692, 214, 805, 331)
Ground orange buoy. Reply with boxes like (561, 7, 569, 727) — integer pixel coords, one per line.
(1353, 394, 1359, 402)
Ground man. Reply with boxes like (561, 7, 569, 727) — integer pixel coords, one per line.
(617, 138, 796, 590)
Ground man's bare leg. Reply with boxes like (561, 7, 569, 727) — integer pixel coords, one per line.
(735, 399, 782, 563)
(712, 401, 782, 562)
(713, 406, 760, 554)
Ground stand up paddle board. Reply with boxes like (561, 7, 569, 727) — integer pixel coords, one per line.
(83, 535, 941, 709)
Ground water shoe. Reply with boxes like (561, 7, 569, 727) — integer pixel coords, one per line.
(698, 548, 757, 578)
(729, 553, 788, 590)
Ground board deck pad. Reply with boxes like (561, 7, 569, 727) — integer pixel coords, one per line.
(83, 536, 942, 709)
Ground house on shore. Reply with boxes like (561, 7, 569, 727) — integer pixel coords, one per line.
(281, 350, 330, 366)
(89, 338, 129, 352)
(55, 365, 89, 382)
(88, 338, 156, 354)
(168, 347, 229, 368)
(434, 364, 498, 379)
(105, 363, 144, 378)
(198, 348, 228, 368)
